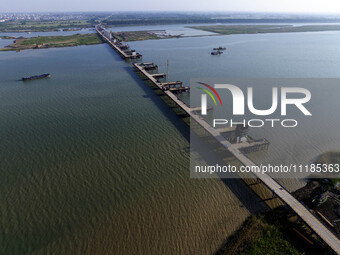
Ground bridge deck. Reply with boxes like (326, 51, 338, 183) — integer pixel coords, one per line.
(151, 73, 166, 78)
(215, 126, 237, 133)
(96, 26, 141, 59)
(133, 61, 340, 253)
(190, 106, 213, 112)
(134, 63, 189, 92)
(97, 27, 340, 251)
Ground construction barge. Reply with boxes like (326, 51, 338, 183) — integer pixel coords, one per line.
(211, 46, 226, 55)
(22, 73, 50, 81)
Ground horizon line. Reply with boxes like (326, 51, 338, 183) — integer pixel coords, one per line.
(3, 11, 340, 15)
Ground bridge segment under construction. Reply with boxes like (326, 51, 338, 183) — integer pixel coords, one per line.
(96, 25, 340, 253)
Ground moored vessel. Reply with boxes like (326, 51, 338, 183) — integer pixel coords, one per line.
(211, 50, 223, 55)
(22, 73, 51, 81)
(213, 46, 226, 50)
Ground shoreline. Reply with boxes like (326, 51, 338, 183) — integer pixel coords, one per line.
(4, 23, 340, 52)
(0, 33, 104, 51)
(292, 152, 340, 236)
(217, 151, 340, 254)
(216, 206, 333, 254)
(188, 24, 340, 35)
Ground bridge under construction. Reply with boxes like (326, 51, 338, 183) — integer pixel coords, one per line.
(96, 25, 340, 254)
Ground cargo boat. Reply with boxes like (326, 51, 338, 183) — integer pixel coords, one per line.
(22, 73, 51, 81)
(213, 46, 226, 50)
(211, 50, 223, 55)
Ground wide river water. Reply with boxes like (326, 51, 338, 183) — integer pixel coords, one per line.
(1, 24, 340, 254)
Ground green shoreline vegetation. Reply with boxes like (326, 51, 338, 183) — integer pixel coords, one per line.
(217, 207, 332, 255)
(0, 30, 182, 51)
(0, 35, 16, 39)
(112, 30, 182, 41)
(217, 152, 340, 255)
(0, 33, 104, 51)
(188, 24, 340, 35)
(0, 20, 94, 32)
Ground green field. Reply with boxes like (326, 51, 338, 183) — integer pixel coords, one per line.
(112, 30, 181, 41)
(113, 31, 159, 41)
(0, 20, 93, 32)
(1, 33, 103, 51)
(189, 24, 340, 35)
(217, 207, 331, 255)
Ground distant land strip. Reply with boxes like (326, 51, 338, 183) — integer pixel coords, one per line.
(0, 30, 184, 51)
(0, 33, 103, 51)
(188, 24, 340, 35)
(4, 24, 340, 52)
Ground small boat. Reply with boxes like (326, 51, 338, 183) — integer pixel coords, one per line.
(211, 50, 223, 55)
(213, 46, 226, 50)
(22, 73, 51, 81)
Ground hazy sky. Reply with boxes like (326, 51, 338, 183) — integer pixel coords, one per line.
(3, 0, 340, 13)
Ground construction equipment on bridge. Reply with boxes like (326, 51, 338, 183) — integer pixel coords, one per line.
(95, 25, 142, 60)
(151, 73, 166, 79)
(134, 63, 189, 93)
(96, 24, 340, 254)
